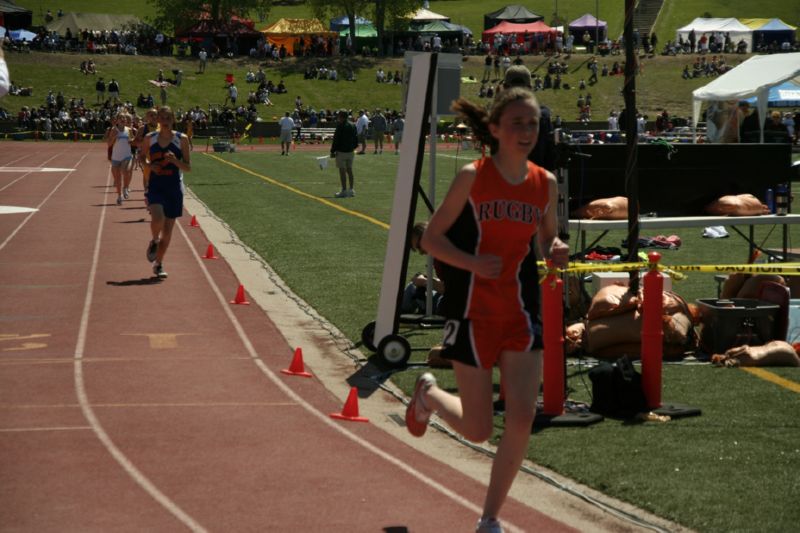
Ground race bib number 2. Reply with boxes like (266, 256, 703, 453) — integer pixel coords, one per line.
(442, 319, 460, 347)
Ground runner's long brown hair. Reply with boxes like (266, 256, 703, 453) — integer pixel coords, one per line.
(451, 87, 540, 154)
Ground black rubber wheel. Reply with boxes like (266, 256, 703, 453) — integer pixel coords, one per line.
(361, 321, 377, 352)
(377, 334, 412, 367)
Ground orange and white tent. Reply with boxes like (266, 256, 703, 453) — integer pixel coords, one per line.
(261, 18, 338, 54)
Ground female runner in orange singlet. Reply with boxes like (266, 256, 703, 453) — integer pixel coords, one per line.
(405, 86, 569, 533)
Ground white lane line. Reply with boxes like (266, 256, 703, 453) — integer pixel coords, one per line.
(176, 224, 524, 532)
(0, 426, 92, 433)
(0, 167, 76, 172)
(0, 152, 87, 253)
(0, 206, 38, 214)
(0, 154, 66, 193)
(73, 165, 208, 532)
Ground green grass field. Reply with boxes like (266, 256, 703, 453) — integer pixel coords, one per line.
(184, 147, 800, 532)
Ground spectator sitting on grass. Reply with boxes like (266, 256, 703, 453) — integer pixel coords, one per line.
(401, 222, 445, 316)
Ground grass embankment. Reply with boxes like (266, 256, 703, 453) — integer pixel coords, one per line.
(5, 50, 735, 122)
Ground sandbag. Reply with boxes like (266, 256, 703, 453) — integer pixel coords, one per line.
(572, 196, 628, 220)
(587, 311, 694, 355)
(705, 194, 769, 216)
(720, 274, 786, 300)
(588, 285, 688, 321)
(720, 273, 748, 299)
(712, 340, 800, 367)
(663, 312, 693, 345)
(662, 291, 690, 316)
(586, 284, 639, 320)
(737, 275, 786, 299)
(586, 311, 643, 352)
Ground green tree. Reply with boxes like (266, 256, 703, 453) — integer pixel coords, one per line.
(307, 0, 369, 54)
(147, 0, 272, 32)
(308, 0, 420, 55)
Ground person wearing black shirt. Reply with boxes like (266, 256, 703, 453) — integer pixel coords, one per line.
(502, 66, 556, 171)
(330, 111, 358, 198)
(738, 101, 760, 143)
(95, 78, 106, 103)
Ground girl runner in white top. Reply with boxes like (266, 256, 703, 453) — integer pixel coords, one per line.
(107, 112, 134, 205)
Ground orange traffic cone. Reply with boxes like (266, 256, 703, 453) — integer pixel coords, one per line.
(189, 215, 200, 227)
(330, 387, 368, 422)
(203, 244, 218, 260)
(230, 284, 250, 305)
(281, 347, 312, 378)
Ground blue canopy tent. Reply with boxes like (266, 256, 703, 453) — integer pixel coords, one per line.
(747, 77, 800, 108)
(9, 28, 35, 41)
(329, 15, 372, 32)
(753, 18, 796, 47)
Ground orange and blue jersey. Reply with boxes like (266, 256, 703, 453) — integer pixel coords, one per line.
(145, 130, 185, 218)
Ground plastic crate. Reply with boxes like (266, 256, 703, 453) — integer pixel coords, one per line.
(696, 298, 779, 354)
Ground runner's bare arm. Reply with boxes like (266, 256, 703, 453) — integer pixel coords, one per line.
(538, 171, 569, 267)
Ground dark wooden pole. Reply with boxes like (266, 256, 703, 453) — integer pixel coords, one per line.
(623, 0, 640, 292)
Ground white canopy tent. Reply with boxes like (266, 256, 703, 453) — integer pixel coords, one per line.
(677, 17, 753, 51)
(692, 52, 800, 142)
(408, 7, 450, 22)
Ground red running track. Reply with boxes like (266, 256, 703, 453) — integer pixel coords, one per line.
(0, 143, 609, 532)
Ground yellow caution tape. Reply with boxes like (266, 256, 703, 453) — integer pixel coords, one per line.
(536, 261, 800, 279)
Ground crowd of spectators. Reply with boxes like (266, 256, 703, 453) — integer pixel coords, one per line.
(3, 24, 176, 56)
(681, 55, 733, 79)
(375, 68, 402, 84)
(7, 84, 273, 136)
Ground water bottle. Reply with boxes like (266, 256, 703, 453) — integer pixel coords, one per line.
(775, 184, 789, 216)
(766, 188, 775, 214)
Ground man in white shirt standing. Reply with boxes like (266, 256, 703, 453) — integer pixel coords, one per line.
(355, 110, 369, 154)
(278, 111, 295, 156)
(608, 110, 619, 131)
(198, 48, 208, 73)
(154, 32, 165, 55)
(226, 83, 238, 106)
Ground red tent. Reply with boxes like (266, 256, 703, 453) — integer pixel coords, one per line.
(481, 20, 554, 43)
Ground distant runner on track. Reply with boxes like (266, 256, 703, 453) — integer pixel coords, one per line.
(144, 106, 191, 279)
(107, 112, 134, 206)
